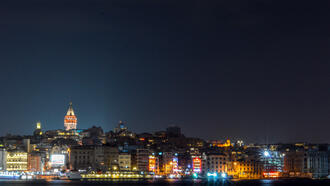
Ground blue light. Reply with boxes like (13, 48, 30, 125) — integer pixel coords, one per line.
(221, 173, 226, 178)
(193, 173, 198, 178)
(207, 172, 217, 177)
(264, 150, 270, 157)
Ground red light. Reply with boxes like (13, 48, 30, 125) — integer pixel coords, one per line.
(192, 157, 201, 173)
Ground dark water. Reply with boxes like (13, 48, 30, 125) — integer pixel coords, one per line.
(0, 179, 329, 186)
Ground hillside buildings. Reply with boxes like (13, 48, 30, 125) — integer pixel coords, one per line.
(0, 102, 328, 180)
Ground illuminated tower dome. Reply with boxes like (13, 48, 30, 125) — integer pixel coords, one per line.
(64, 102, 77, 130)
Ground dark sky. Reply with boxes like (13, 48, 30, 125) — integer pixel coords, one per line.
(0, 0, 330, 143)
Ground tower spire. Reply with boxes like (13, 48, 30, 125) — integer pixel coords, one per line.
(66, 102, 75, 116)
(64, 102, 77, 130)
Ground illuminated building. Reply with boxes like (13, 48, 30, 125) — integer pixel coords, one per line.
(6, 151, 28, 171)
(202, 153, 228, 174)
(260, 149, 284, 178)
(192, 157, 202, 173)
(81, 171, 154, 179)
(113, 121, 136, 138)
(50, 154, 66, 169)
(28, 153, 42, 172)
(228, 160, 263, 179)
(64, 102, 77, 131)
(162, 152, 174, 175)
(103, 146, 119, 171)
(236, 140, 244, 147)
(0, 148, 6, 171)
(114, 121, 128, 133)
(210, 139, 232, 148)
(172, 157, 179, 173)
(119, 153, 131, 171)
(148, 155, 157, 173)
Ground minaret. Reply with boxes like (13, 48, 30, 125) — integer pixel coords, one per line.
(64, 102, 77, 130)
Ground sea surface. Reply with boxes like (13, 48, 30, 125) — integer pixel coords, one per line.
(0, 179, 328, 186)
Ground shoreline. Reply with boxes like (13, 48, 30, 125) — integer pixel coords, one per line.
(1, 177, 326, 182)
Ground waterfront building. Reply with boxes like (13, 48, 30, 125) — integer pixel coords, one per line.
(283, 144, 329, 178)
(93, 146, 105, 171)
(283, 151, 305, 177)
(0, 148, 6, 171)
(162, 152, 174, 175)
(64, 102, 77, 131)
(172, 155, 179, 174)
(202, 153, 228, 175)
(148, 154, 158, 174)
(259, 149, 285, 178)
(228, 160, 263, 179)
(119, 153, 131, 171)
(177, 152, 192, 173)
(136, 149, 149, 172)
(28, 152, 42, 172)
(69, 145, 119, 171)
(303, 149, 329, 178)
(69, 146, 94, 171)
(104, 146, 119, 171)
(192, 156, 202, 173)
(6, 151, 28, 171)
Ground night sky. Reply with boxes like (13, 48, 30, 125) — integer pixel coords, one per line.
(1, 0, 330, 143)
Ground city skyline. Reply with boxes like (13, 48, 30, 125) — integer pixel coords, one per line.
(2, 101, 327, 145)
(0, 0, 330, 182)
(0, 0, 330, 143)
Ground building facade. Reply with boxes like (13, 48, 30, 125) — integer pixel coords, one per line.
(28, 153, 42, 172)
(0, 148, 6, 171)
(104, 146, 119, 171)
(303, 150, 329, 178)
(6, 151, 28, 171)
(228, 160, 263, 179)
(136, 149, 149, 172)
(70, 146, 94, 171)
(202, 153, 228, 174)
(119, 153, 131, 171)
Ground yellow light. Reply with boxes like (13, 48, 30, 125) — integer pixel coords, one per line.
(36, 122, 41, 129)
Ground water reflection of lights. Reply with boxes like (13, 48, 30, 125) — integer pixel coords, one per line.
(261, 179, 273, 184)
